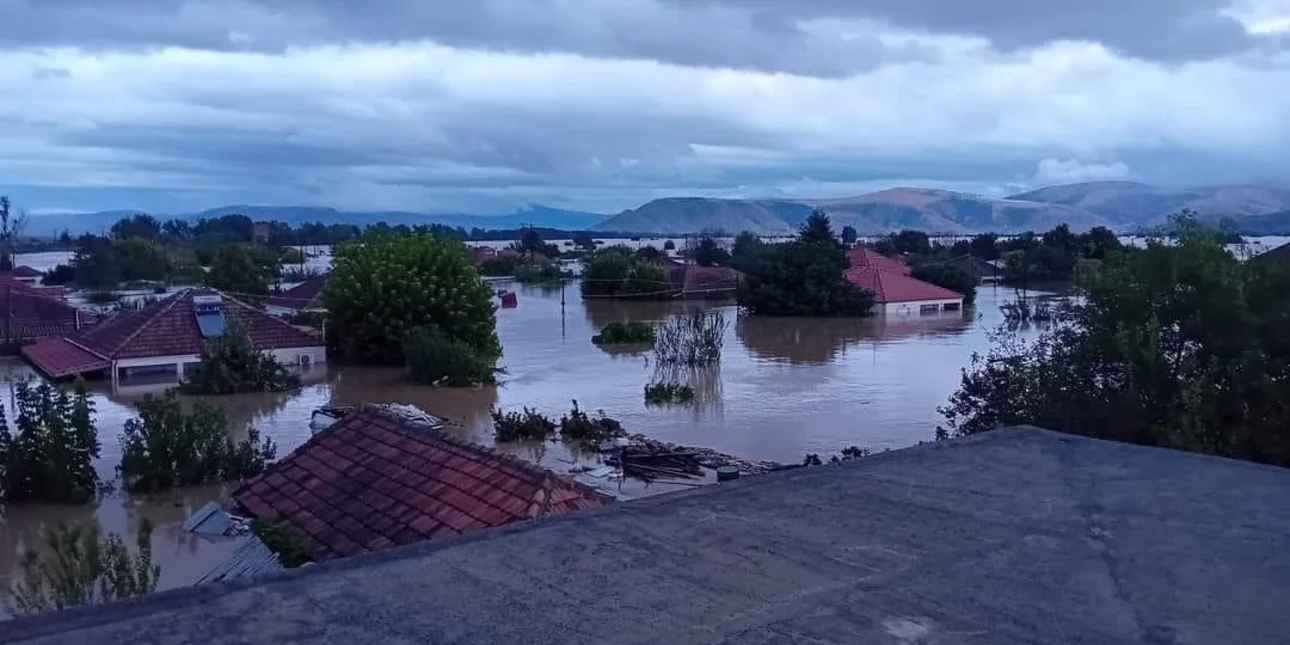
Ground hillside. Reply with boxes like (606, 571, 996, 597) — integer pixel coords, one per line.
(1009, 182, 1290, 227)
(1237, 210, 1290, 235)
(592, 198, 805, 235)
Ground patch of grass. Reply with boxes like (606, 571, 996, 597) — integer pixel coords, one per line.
(591, 322, 656, 345)
(644, 382, 695, 405)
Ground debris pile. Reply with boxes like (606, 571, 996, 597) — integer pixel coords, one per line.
(593, 434, 781, 482)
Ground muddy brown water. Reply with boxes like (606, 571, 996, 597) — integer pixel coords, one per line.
(0, 277, 1050, 612)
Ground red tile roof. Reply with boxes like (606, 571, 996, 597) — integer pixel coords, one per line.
(22, 338, 110, 378)
(72, 288, 322, 359)
(1, 287, 83, 341)
(234, 406, 611, 561)
(264, 275, 327, 311)
(847, 248, 911, 276)
(846, 266, 964, 303)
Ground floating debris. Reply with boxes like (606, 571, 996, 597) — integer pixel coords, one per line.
(600, 435, 780, 482)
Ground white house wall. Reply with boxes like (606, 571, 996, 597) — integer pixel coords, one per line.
(113, 345, 327, 377)
(881, 299, 963, 317)
(270, 346, 328, 367)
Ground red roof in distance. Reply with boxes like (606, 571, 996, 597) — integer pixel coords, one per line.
(234, 406, 611, 561)
(847, 248, 912, 276)
(846, 266, 964, 303)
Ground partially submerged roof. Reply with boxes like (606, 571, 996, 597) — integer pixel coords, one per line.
(196, 536, 284, 585)
(0, 288, 82, 340)
(21, 338, 109, 379)
(846, 265, 964, 303)
(847, 247, 911, 275)
(264, 275, 327, 312)
(68, 288, 321, 360)
(9, 428, 1289, 644)
(233, 405, 611, 561)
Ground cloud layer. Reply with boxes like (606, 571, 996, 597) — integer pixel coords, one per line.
(1, 0, 1289, 215)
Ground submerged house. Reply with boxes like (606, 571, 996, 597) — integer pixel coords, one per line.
(661, 259, 744, 299)
(21, 288, 325, 381)
(233, 405, 610, 562)
(0, 285, 87, 343)
(264, 275, 327, 318)
(846, 248, 964, 316)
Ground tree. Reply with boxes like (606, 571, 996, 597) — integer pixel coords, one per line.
(110, 214, 161, 240)
(581, 246, 671, 298)
(738, 211, 874, 317)
(206, 245, 271, 296)
(325, 232, 500, 365)
(10, 520, 160, 616)
(663, 239, 676, 251)
(118, 392, 276, 492)
(840, 225, 858, 246)
(180, 319, 302, 395)
(635, 245, 664, 261)
(910, 263, 977, 305)
(402, 325, 498, 386)
(513, 226, 559, 258)
(876, 230, 931, 256)
(729, 231, 766, 273)
(162, 218, 192, 240)
(693, 236, 731, 267)
(940, 216, 1290, 467)
(0, 195, 27, 271)
(0, 381, 99, 504)
(970, 233, 1000, 261)
(571, 231, 596, 251)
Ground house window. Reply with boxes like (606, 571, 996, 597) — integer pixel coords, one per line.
(919, 304, 940, 315)
(943, 302, 961, 312)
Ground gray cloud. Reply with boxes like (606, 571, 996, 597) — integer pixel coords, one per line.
(0, 0, 1272, 78)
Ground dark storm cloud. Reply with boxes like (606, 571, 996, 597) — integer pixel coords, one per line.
(0, 0, 1268, 78)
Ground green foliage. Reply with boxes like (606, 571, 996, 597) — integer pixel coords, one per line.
(279, 247, 306, 264)
(9, 520, 160, 616)
(644, 382, 695, 405)
(0, 381, 99, 504)
(910, 262, 978, 305)
(941, 216, 1290, 467)
(635, 245, 664, 261)
(729, 231, 767, 273)
(206, 245, 272, 296)
(580, 246, 671, 299)
(571, 231, 596, 251)
(118, 393, 277, 493)
(998, 224, 1124, 284)
(42, 263, 76, 286)
(739, 211, 874, 317)
(512, 227, 560, 258)
(251, 518, 313, 568)
(654, 310, 726, 365)
(873, 230, 931, 256)
(591, 322, 656, 345)
(324, 232, 500, 366)
(71, 236, 171, 288)
(840, 225, 858, 246)
(491, 407, 557, 442)
(110, 214, 162, 240)
(693, 236, 731, 267)
(803, 446, 869, 467)
(559, 400, 625, 445)
(478, 256, 519, 277)
(402, 325, 497, 387)
(180, 320, 302, 395)
(514, 261, 569, 284)
(971, 233, 1001, 260)
(663, 239, 676, 251)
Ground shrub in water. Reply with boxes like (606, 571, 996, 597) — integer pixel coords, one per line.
(591, 322, 656, 345)
(403, 325, 496, 387)
(180, 319, 302, 395)
(492, 407, 557, 442)
(644, 382, 695, 405)
(0, 380, 99, 504)
(559, 400, 625, 445)
(654, 310, 726, 366)
(118, 393, 277, 493)
(10, 520, 159, 616)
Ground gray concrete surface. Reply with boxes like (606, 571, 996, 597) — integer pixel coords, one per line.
(4, 427, 1289, 644)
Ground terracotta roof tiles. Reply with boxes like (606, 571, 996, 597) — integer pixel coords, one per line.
(846, 266, 964, 303)
(234, 406, 611, 561)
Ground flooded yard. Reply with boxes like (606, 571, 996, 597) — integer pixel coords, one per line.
(0, 261, 1053, 610)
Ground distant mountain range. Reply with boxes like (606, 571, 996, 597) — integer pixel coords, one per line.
(23, 204, 607, 237)
(595, 182, 1290, 235)
(25, 182, 1290, 237)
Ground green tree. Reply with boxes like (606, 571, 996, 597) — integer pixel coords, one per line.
(729, 231, 766, 273)
(663, 239, 676, 251)
(324, 232, 500, 365)
(840, 225, 858, 246)
(206, 245, 271, 296)
(0, 381, 99, 504)
(180, 319, 302, 395)
(941, 216, 1290, 466)
(110, 214, 161, 240)
(910, 263, 977, 305)
(580, 246, 671, 299)
(970, 233, 1000, 260)
(738, 211, 874, 317)
(118, 392, 276, 492)
(402, 325, 497, 386)
(10, 520, 160, 616)
(571, 231, 596, 251)
(693, 236, 731, 267)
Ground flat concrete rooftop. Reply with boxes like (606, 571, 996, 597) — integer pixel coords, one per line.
(4, 427, 1289, 644)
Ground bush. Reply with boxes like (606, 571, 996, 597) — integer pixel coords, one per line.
(591, 322, 656, 345)
(279, 247, 306, 264)
(0, 381, 99, 504)
(478, 256, 519, 277)
(559, 401, 625, 446)
(180, 319, 302, 395)
(118, 393, 277, 493)
(644, 382, 695, 405)
(403, 325, 496, 387)
(205, 245, 271, 296)
(491, 407, 557, 442)
(514, 262, 568, 284)
(42, 263, 75, 286)
(251, 518, 313, 568)
(663, 240, 676, 251)
(654, 310, 726, 365)
(581, 246, 671, 299)
(325, 233, 500, 366)
(9, 520, 159, 616)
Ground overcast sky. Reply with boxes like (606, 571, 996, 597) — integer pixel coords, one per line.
(3, 0, 1290, 215)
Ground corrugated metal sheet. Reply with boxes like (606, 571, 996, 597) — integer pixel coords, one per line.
(197, 536, 284, 585)
(182, 501, 233, 536)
